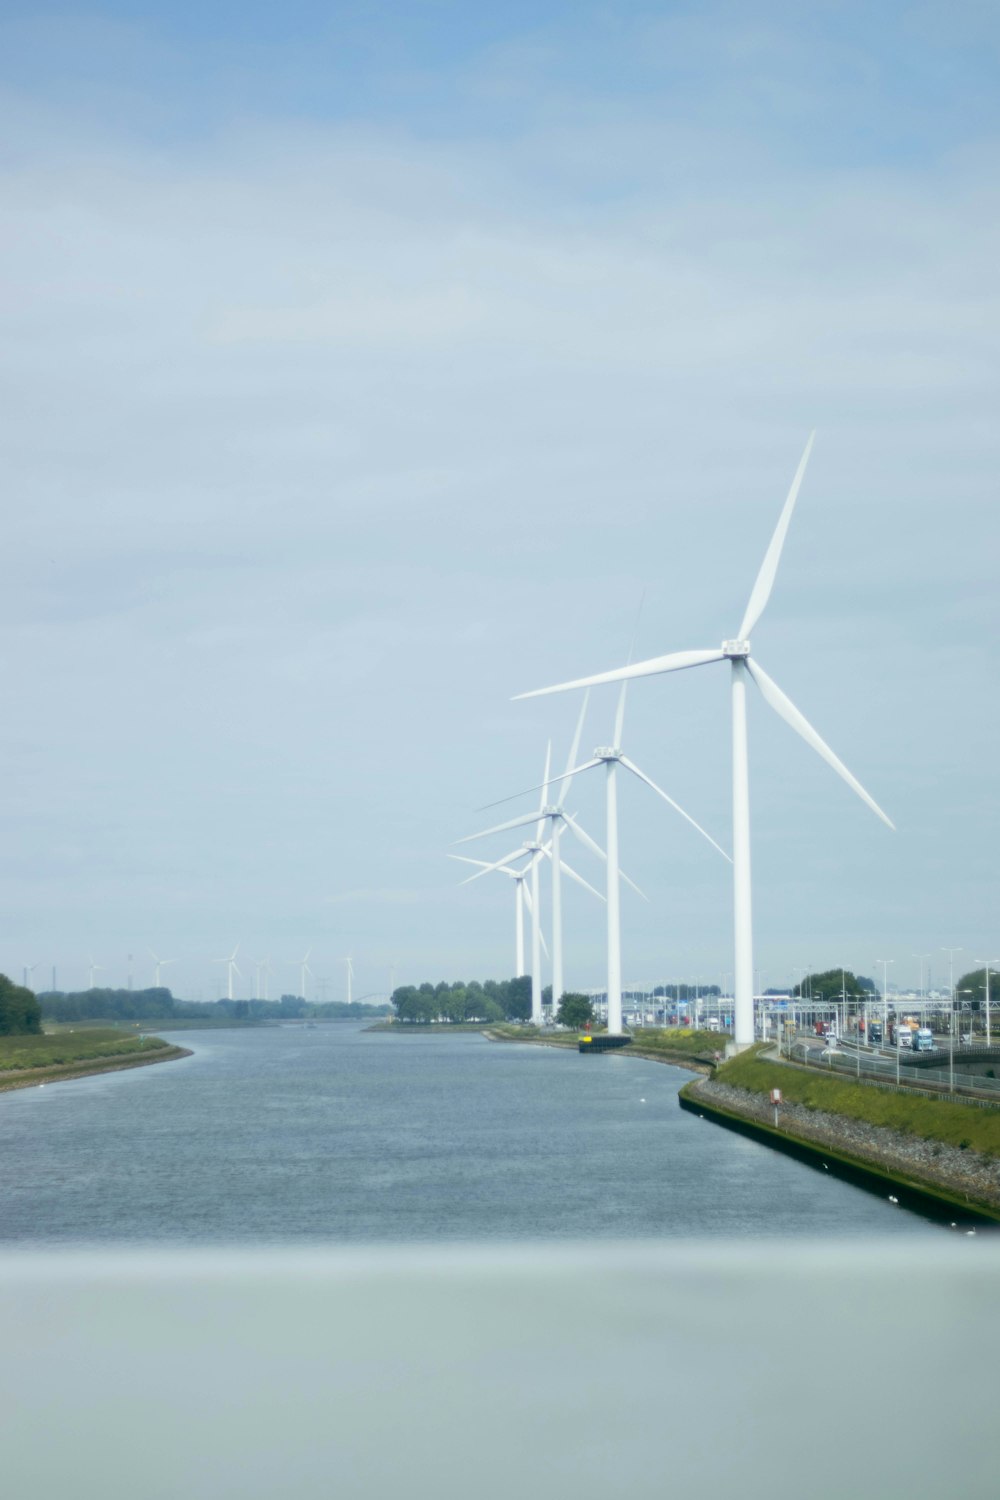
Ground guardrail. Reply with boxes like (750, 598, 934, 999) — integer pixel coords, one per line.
(785, 1040, 1000, 1104)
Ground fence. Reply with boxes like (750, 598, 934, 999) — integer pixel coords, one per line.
(786, 1040, 1000, 1105)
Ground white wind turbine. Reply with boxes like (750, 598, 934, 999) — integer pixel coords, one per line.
(149, 950, 177, 988)
(345, 954, 354, 1005)
(451, 845, 601, 978)
(87, 956, 104, 989)
(22, 963, 38, 990)
(515, 434, 894, 1049)
(499, 683, 731, 1035)
(253, 957, 272, 1001)
(292, 949, 314, 1000)
(457, 703, 637, 1018)
(214, 944, 242, 1002)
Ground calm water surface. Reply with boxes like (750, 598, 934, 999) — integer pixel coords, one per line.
(0, 1023, 936, 1242)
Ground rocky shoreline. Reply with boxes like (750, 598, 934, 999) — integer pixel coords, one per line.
(688, 1074, 1000, 1214)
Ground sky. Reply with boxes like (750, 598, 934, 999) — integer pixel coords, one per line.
(1, 1, 998, 1002)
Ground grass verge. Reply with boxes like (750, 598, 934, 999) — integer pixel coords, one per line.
(0, 1029, 186, 1091)
(716, 1046, 1000, 1158)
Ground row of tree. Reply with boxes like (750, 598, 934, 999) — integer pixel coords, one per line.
(390, 978, 597, 1028)
(0, 974, 43, 1035)
(791, 968, 1000, 1007)
(391, 977, 531, 1024)
(38, 988, 388, 1023)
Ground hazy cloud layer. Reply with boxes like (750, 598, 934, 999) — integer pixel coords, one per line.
(1, 2, 998, 998)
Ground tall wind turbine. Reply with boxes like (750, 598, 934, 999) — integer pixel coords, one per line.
(345, 954, 354, 1005)
(457, 701, 626, 1012)
(502, 683, 731, 1035)
(87, 956, 104, 989)
(22, 963, 37, 990)
(451, 847, 599, 977)
(515, 434, 894, 1049)
(149, 950, 177, 988)
(292, 949, 314, 1000)
(214, 944, 242, 1001)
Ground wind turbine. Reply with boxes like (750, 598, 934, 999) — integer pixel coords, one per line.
(498, 683, 731, 1035)
(345, 954, 354, 1005)
(292, 949, 314, 1000)
(149, 950, 177, 988)
(87, 956, 104, 989)
(450, 847, 599, 977)
(457, 699, 629, 1014)
(214, 944, 242, 1001)
(253, 957, 272, 1001)
(515, 434, 894, 1049)
(22, 963, 37, 990)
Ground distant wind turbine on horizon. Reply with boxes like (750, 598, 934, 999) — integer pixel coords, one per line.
(514, 433, 894, 1050)
(149, 950, 177, 988)
(214, 944, 242, 1001)
(291, 949, 314, 1000)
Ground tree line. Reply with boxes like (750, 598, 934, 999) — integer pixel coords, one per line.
(391, 977, 532, 1024)
(38, 988, 389, 1023)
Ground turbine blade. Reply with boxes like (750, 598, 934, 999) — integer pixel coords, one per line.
(556, 690, 590, 809)
(478, 759, 603, 811)
(458, 845, 533, 883)
(514, 648, 726, 701)
(746, 658, 895, 829)
(562, 815, 645, 898)
(454, 810, 541, 844)
(558, 858, 606, 904)
(738, 432, 816, 640)
(618, 755, 733, 863)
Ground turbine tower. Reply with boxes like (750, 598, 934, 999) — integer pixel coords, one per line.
(515, 434, 893, 1049)
(214, 944, 242, 1001)
(22, 963, 37, 990)
(345, 954, 354, 1005)
(87, 956, 104, 989)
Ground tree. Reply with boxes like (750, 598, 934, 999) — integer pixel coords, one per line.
(556, 993, 593, 1029)
(955, 969, 994, 1011)
(0, 974, 42, 1035)
(792, 969, 868, 1003)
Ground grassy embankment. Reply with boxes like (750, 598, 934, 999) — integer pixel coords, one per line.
(712, 1046, 1000, 1158)
(488, 1024, 724, 1066)
(0, 1029, 187, 1091)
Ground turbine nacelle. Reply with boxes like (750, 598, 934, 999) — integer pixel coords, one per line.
(594, 746, 622, 761)
(722, 640, 751, 658)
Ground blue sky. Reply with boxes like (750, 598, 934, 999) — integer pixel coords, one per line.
(0, 2, 998, 1000)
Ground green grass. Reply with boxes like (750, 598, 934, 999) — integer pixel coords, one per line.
(717, 1047, 1000, 1158)
(627, 1028, 727, 1059)
(0, 1028, 172, 1074)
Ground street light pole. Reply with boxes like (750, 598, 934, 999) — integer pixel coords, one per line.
(876, 959, 894, 1049)
(974, 959, 999, 1047)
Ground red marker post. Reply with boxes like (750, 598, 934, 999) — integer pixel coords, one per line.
(770, 1088, 782, 1127)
